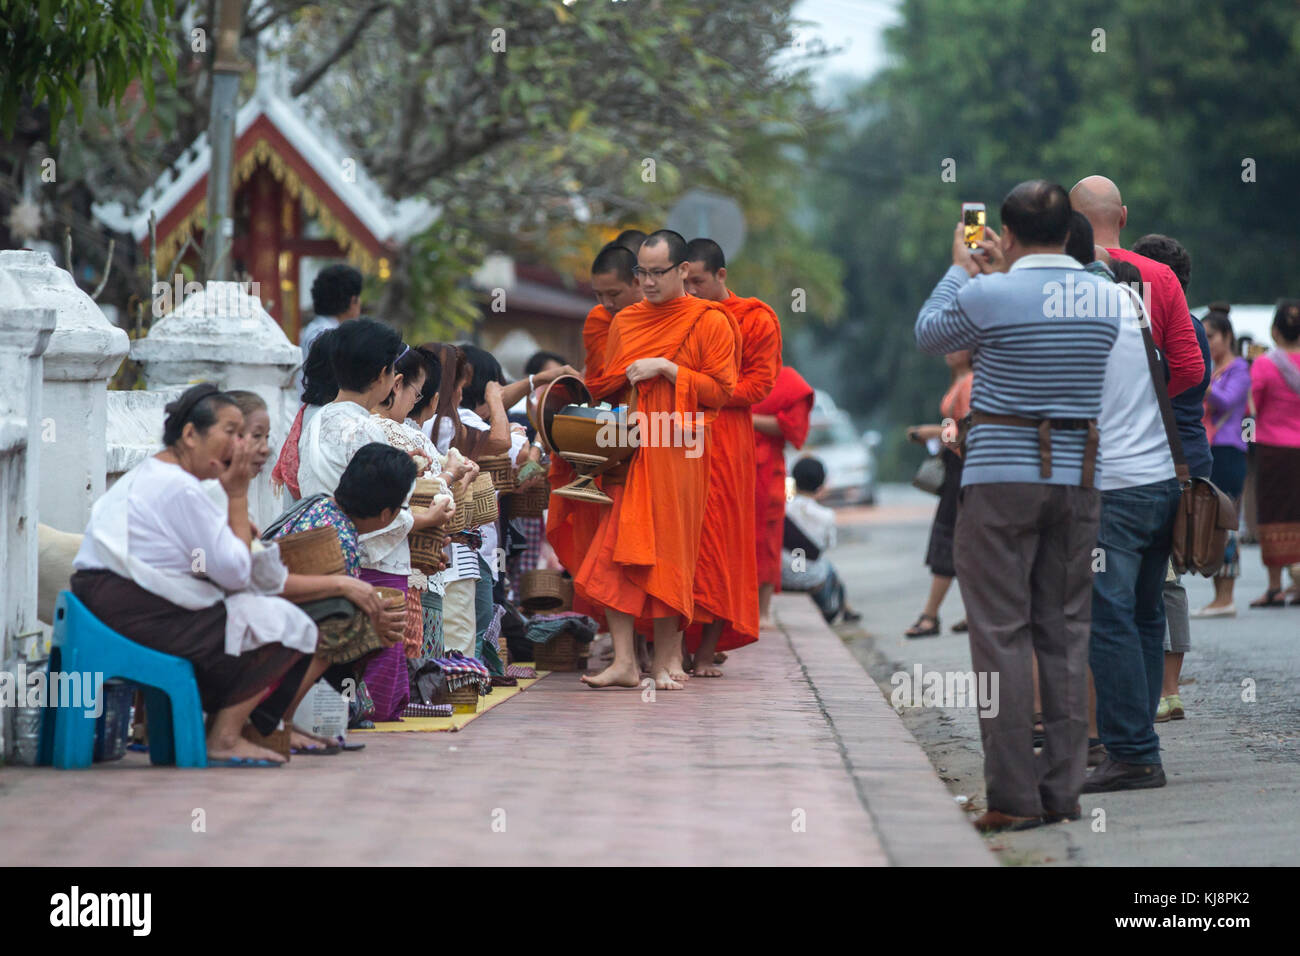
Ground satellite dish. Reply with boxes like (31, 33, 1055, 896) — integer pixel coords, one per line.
(666, 189, 746, 260)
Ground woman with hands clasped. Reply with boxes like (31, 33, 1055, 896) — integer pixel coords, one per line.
(71, 384, 319, 766)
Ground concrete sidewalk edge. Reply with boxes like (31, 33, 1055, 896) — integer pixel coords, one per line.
(774, 594, 997, 866)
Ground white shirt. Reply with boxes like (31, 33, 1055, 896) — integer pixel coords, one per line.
(1097, 289, 1176, 490)
(781, 494, 837, 590)
(297, 401, 387, 498)
(373, 414, 452, 592)
(428, 407, 526, 584)
(299, 400, 414, 575)
(74, 457, 317, 657)
(77, 457, 251, 591)
(296, 315, 340, 397)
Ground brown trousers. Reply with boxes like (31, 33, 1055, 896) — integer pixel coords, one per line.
(953, 483, 1099, 818)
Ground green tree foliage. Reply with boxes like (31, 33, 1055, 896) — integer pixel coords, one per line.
(274, 0, 839, 336)
(0, 0, 175, 139)
(808, 0, 1300, 479)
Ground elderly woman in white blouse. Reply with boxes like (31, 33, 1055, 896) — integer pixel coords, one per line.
(72, 384, 317, 766)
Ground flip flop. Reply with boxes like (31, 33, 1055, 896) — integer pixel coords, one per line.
(905, 613, 940, 638)
(339, 739, 366, 752)
(207, 756, 283, 768)
(1250, 588, 1288, 608)
(290, 743, 340, 755)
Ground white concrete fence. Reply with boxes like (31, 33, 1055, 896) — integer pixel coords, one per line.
(0, 251, 304, 762)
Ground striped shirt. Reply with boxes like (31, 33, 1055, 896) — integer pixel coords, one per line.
(916, 257, 1120, 486)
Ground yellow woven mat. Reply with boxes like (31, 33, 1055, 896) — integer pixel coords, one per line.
(352, 672, 549, 733)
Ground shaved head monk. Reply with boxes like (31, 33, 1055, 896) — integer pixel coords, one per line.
(1069, 175, 1203, 396)
(577, 229, 739, 690)
(611, 229, 647, 253)
(680, 236, 782, 676)
(547, 244, 643, 596)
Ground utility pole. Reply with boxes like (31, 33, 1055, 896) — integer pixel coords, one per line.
(201, 0, 247, 282)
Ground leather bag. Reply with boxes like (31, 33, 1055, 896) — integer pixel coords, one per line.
(1130, 290, 1239, 576)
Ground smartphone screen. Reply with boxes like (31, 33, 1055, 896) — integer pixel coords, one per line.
(962, 203, 986, 250)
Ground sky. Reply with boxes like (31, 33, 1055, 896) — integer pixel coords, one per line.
(793, 0, 898, 99)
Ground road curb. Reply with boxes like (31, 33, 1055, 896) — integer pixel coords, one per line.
(775, 594, 997, 866)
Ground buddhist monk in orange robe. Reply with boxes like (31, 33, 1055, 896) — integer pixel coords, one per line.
(751, 365, 814, 623)
(678, 237, 782, 676)
(546, 245, 642, 589)
(576, 230, 738, 690)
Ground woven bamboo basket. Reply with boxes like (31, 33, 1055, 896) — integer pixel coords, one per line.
(448, 684, 480, 714)
(470, 472, 498, 525)
(409, 477, 442, 510)
(374, 586, 406, 612)
(445, 481, 471, 534)
(511, 482, 549, 518)
(478, 454, 517, 492)
(496, 634, 509, 667)
(534, 632, 584, 671)
(409, 522, 447, 575)
(520, 569, 571, 611)
(275, 527, 345, 575)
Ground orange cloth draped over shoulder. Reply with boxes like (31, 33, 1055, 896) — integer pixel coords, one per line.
(574, 295, 738, 622)
(546, 305, 612, 581)
(684, 293, 783, 653)
(751, 365, 814, 590)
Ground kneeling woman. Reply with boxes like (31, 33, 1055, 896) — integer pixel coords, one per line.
(72, 384, 317, 765)
(265, 442, 431, 730)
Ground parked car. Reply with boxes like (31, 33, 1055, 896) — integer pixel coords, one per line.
(786, 390, 879, 506)
(1191, 303, 1279, 358)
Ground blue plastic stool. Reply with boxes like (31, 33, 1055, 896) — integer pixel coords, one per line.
(38, 591, 208, 769)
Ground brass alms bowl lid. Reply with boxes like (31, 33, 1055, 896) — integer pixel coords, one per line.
(530, 374, 593, 457)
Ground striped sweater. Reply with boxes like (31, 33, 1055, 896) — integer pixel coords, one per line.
(916, 257, 1120, 486)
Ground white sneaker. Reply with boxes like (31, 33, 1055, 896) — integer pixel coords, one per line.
(1190, 603, 1236, 618)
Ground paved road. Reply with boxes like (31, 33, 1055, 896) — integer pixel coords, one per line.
(0, 590, 990, 866)
(835, 483, 1299, 866)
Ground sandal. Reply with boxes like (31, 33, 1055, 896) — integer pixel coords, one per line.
(951, 618, 968, 633)
(1250, 588, 1288, 608)
(905, 613, 940, 638)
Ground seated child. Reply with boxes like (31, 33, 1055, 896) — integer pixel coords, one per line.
(781, 457, 861, 624)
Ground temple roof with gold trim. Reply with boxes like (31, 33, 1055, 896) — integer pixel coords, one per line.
(92, 78, 436, 273)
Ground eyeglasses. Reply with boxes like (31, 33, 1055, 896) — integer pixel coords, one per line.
(632, 265, 679, 280)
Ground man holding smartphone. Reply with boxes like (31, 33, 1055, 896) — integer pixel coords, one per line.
(915, 181, 1121, 833)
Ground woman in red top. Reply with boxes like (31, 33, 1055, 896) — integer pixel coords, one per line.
(905, 350, 972, 637)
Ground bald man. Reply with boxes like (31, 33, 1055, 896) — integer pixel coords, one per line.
(1069, 176, 1203, 396)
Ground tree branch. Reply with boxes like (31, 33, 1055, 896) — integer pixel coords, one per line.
(289, 1, 389, 98)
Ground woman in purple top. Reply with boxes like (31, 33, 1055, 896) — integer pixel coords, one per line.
(1193, 307, 1251, 616)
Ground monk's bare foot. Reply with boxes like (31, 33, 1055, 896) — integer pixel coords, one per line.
(694, 663, 724, 678)
(581, 661, 641, 688)
(759, 615, 774, 629)
(207, 734, 286, 764)
(653, 668, 684, 691)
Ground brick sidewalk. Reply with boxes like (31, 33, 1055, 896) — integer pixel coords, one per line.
(0, 595, 992, 866)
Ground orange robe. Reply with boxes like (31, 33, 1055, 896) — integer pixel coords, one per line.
(574, 295, 738, 621)
(684, 293, 783, 652)
(751, 366, 814, 590)
(546, 305, 612, 577)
